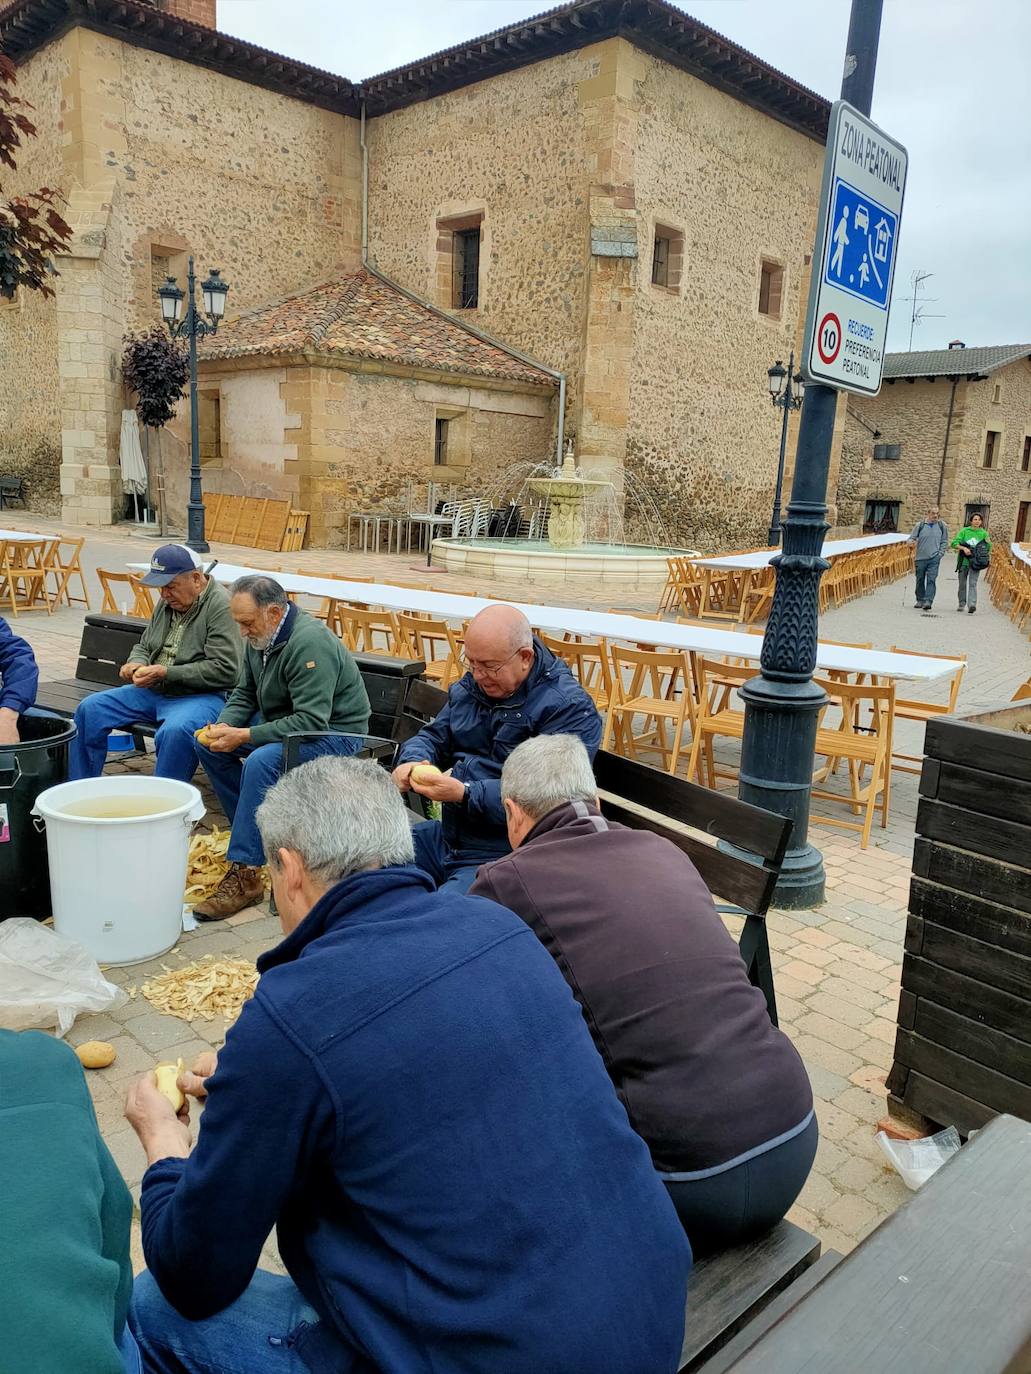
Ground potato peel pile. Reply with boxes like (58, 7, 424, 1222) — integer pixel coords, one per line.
(142, 957, 259, 1024)
(185, 827, 270, 903)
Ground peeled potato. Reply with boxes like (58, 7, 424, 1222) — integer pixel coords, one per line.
(75, 1040, 117, 1070)
(410, 763, 442, 784)
(154, 1058, 185, 1112)
(194, 725, 215, 746)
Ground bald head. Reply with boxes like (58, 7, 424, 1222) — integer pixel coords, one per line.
(462, 604, 535, 699)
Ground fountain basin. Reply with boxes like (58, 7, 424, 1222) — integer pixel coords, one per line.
(431, 537, 694, 590)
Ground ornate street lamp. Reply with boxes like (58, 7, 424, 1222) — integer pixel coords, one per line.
(765, 351, 805, 546)
(157, 257, 229, 552)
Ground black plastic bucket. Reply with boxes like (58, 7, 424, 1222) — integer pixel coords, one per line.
(0, 711, 76, 920)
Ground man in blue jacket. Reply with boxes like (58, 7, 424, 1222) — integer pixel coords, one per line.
(0, 614, 39, 745)
(393, 602, 602, 891)
(125, 756, 690, 1374)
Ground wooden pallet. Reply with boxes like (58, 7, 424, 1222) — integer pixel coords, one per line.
(202, 494, 307, 552)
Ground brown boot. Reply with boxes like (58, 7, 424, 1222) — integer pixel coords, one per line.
(193, 863, 266, 922)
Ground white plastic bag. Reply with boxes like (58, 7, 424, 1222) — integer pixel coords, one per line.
(0, 918, 128, 1037)
(876, 1125, 961, 1190)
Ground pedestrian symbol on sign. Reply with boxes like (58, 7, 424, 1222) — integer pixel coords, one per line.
(823, 178, 896, 311)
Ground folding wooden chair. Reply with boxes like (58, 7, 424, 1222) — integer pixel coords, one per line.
(539, 630, 613, 722)
(685, 657, 756, 789)
(886, 648, 966, 774)
(1013, 676, 1031, 702)
(810, 677, 895, 848)
(41, 534, 90, 609)
(335, 605, 400, 656)
(97, 568, 154, 618)
(395, 612, 462, 690)
(0, 540, 50, 616)
(603, 644, 695, 775)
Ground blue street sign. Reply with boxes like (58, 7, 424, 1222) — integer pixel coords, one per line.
(822, 177, 897, 312)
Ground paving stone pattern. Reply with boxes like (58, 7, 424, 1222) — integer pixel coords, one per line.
(9, 517, 1030, 1268)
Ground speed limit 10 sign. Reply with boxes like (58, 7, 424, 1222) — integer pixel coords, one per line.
(801, 100, 908, 397)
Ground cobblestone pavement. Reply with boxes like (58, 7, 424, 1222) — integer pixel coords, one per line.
(7, 517, 1030, 1267)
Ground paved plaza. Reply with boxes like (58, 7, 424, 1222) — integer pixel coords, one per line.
(8, 516, 1030, 1268)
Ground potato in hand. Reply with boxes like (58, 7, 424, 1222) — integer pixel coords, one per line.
(154, 1058, 186, 1112)
(410, 763, 443, 785)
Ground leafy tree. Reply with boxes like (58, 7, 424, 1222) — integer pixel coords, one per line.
(0, 51, 72, 299)
(122, 328, 189, 428)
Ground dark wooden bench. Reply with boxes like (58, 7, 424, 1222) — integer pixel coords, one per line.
(715, 1114, 1031, 1373)
(593, 751, 789, 1024)
(37, 617, 427, 764)
(0, 475, 26, 509)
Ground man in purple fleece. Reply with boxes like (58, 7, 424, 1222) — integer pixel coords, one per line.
(125, 755, 690, 1374)
(471, 734, 817, 1257)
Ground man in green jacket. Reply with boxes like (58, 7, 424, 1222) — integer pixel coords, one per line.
(0, 1028, 138, 1373)
(70, 544, 241, 781)
(193, 573, 371, 919)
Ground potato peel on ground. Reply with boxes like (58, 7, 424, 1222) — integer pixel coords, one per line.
(185, 827, 269, 903)
(141, 957, 258, 1025)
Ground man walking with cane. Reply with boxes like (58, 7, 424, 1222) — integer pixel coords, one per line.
(906, 504, 948, 612)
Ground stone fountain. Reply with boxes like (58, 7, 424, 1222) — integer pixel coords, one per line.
(429, 444, 697, 590)
(527, 447, 614, 549)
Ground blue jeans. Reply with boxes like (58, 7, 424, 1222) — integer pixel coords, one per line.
(70, 686, 227, 782)
(129, 1269, 364, 1374)
(196, 724, 363, 866)
(411, 819, 500, 894)
(660, 1112, 818, 1258)
(914, 557, 940, 607)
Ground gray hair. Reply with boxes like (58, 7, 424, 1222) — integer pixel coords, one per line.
(256, 756, 414, 884)
(500, 734, 597, 820)
(230, 574, 288, 609)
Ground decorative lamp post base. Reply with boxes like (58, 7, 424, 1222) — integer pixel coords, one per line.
(186, 501, 210, 554)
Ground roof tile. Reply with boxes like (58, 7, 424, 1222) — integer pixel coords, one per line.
(884, 344, 1031, 380)
(201, 270, 555, 388)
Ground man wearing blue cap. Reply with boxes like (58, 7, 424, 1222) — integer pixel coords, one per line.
(69, 544, 241, 783)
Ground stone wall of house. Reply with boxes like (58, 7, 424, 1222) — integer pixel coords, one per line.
(848, 372, 980, 537)
(0, 40, 66, 513)
(191, 358, 552, 547)
(951, 358, 1031, 543)
(6, 26, 360, 525)
(365, 44, 597, 443)
(629, 49, 823, 549)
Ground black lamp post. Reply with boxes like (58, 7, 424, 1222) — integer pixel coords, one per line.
(766, 352, 805, 546)
(157, 257, 229, 553)
(736, 0, 883, 909)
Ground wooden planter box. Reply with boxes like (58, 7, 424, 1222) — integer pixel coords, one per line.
(887, 700, 1031, 1135)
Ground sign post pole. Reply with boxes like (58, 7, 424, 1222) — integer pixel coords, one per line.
(737, 0, 902, 908)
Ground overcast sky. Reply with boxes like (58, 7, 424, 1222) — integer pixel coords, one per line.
(219, 0, 1031, 353)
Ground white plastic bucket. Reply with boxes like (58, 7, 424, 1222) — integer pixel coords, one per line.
(32, 776, 205, 965)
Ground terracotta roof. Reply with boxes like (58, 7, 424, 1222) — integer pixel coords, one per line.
(0, 0, 830, 139)
(884, 344, 1031, 381)
(200, 269, 556, 388)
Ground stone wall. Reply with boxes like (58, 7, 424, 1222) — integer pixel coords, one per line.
(951, 358, 1031, 543)
(193, 357, 552, 546)
(629, 49, 823, 548)
(0, 40, 65, 513)
(5, 26, 360, 525)
(847, 375, 970, 534)
(365, 44, 595, 433)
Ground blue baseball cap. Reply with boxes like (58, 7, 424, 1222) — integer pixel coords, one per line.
(138, 544, 201, 587)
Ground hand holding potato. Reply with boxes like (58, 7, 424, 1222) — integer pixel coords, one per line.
(178, 1049, 218, 1100)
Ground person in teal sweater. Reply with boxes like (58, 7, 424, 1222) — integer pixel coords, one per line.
(194, 574, 371, 919)
(0, 1029, 138, 1374)
(950, 513, 992, 613)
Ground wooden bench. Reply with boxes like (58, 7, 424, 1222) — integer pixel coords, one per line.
(715, 1114, 1031, 1373)
(593, 750, 789, 1024)
(0, 475, 26, 510)
(37, 616, 427, 763)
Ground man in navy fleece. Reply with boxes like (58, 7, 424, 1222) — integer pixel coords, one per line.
(0, 615, 39, 744)
(125, 755, 690, 1374)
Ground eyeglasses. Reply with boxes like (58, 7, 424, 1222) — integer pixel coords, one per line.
(460, 648, 523, 678)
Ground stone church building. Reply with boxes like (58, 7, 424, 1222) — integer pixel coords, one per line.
(0, 0, 837, 549)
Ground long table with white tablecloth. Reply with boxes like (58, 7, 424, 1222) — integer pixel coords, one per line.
(130, 559, 961, 683)
(691, 532, 909, 572)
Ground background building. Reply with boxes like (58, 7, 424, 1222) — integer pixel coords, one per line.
(0, 0, 835, 549)
(841, 342, 1031, 544)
